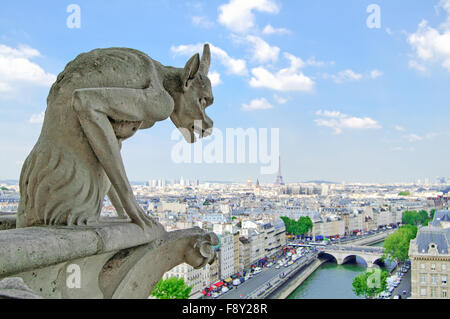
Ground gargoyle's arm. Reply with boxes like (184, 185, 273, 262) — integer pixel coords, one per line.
(107, 186, 127, 219)
(72, 87, 174, 229)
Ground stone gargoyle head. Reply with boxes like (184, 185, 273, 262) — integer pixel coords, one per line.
(168, 44, 214, 143)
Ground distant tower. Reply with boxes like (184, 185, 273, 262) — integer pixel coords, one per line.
(274, 156, 285, 185)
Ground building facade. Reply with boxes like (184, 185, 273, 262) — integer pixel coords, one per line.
(409, 210, 450, 299)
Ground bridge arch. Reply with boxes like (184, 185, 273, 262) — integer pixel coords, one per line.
(341, 254, 368, 267)
(318, 251, 338, 263)
(319, 248, 384, 268)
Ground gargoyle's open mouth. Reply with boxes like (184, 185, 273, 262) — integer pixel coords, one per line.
(191, 123, 213, 141)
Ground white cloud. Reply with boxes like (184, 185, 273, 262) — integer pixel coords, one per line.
(315, 110, 343, 118)
(408, 1, 450, 72)
(395, 125, 405, 132)
(390, 146, 404, 152)
(403, 131, 449, 142)
(408, 59, 427, 72)
(242, 97, 273, 111)
(171, 43, 248, 76)
(0, 82, 12, 92)
(192, 16, 214, 28)
(218, 0, 280, 34)
(305, 56, 333, 68)
(323, 68, 382, 83)
(327, 69, 363, 84)
(0, 44, 56, 92)
(315, 110, 381, 134)
(249, 52, 315, 92)
(244, 35, 280, 63)
(29, 111, 45, 124)
(208, 71, 222, 87)
(273, 94, 288, 104)
(262, 24, 290, 35)
(404, 133, 423, 142)
(370, 69, 383, 79)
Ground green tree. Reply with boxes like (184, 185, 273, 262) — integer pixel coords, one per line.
(280, 216, 313, 236)
(352, 268, 389, 299)
(430, 209, 436, 220)
(151, 277, 193, 299)
(402, 210, 429, 226)
(419, 210, 429, 225)
(0, 186, 8, 191)
(383, 225, 417, 263)
(398, 191, 410, 196)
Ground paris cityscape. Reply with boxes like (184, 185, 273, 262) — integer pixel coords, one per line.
(1, 163, 449, 299)
(0, 0, 449, 305)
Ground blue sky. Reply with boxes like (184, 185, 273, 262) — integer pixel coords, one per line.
(0, 0, 449, 183)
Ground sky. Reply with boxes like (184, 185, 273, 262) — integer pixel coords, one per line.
(0, 0, 449, 184)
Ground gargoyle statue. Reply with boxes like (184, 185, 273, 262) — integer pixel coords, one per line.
(17, 44, 214, 230)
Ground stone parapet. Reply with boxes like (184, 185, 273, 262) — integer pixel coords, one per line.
(0, 217, 218, 299)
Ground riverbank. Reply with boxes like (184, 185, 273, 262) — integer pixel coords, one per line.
(271, 230, 392, 299)
(267, 257, 325, 299)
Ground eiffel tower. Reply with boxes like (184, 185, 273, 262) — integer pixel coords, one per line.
(274, 156, 285, 185)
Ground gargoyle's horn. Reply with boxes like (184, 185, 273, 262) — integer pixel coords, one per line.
(199, 44, 211, 75)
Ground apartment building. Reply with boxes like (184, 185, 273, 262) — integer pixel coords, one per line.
(409, 210, 450, 299)
(311, 217, 345, 238)
(218, 232, 235, 280)
(233, 231, 241, 273)
(239, 237, 251, 271)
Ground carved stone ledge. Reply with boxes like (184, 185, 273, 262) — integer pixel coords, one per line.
(0, 213, 16, 231)
(0, 221, 217, 299)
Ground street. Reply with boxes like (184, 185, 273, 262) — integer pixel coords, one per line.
(217, 252, 316, 299)
(390, 265, 412, 299)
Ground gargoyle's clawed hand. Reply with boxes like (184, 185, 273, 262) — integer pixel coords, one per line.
(185, 232, 219, 269)
(129, 205, 165, 234)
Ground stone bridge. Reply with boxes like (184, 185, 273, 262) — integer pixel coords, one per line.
(318, 245, 385, 268)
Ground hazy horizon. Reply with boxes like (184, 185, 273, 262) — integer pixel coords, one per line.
(1, 1, 449, 184)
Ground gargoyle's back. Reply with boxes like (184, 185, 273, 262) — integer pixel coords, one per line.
(47, 47, 156, 106)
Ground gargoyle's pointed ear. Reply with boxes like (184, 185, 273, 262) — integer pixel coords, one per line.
(183, 53, 200, 89)
(199, 44, 211, 75)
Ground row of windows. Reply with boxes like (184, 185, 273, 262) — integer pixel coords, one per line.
(420, 287, 448, 298)
(420, 263, 448, 272)
(420, 274, 447, 285)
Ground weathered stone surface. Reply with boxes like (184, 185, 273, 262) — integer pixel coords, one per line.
(0, 277, 42, 299)
(0, 224, 217, 298)
(17, 44, 214, 229)
(0, 213, 16, 230)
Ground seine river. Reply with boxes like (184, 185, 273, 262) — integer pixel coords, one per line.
(288, 241, 386, 299)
